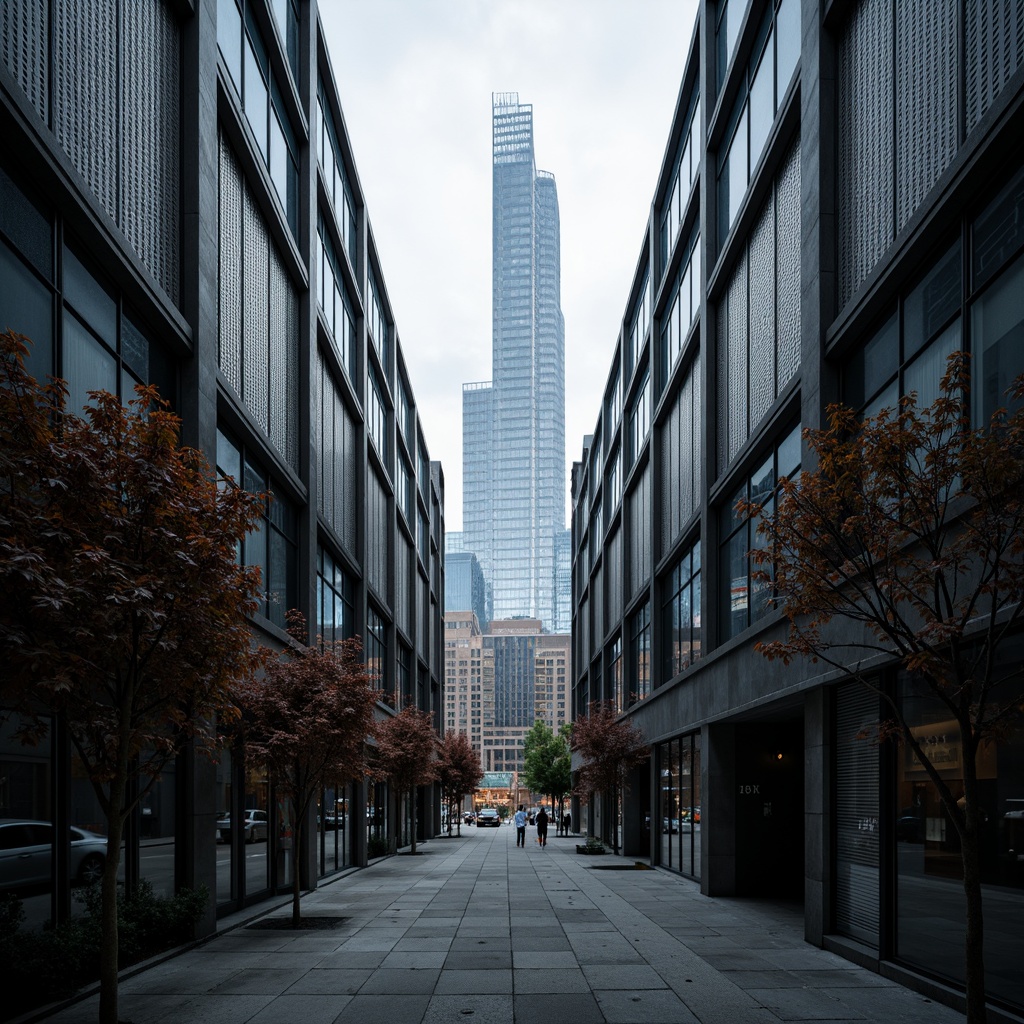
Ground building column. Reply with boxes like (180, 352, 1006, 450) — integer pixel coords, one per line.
(805, 687, 831, 945)
(703, 721, 737, 896)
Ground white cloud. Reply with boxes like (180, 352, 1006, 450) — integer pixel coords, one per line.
(321, 0, 699, 527)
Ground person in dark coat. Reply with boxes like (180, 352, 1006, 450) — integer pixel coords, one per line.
(536, 806, 549, 847)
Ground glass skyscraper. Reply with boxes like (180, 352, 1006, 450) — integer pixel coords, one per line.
(462, 93, 566, 626)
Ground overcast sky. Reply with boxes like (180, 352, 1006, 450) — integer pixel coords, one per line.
(320, 1, 699, 530)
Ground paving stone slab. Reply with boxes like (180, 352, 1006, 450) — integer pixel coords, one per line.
(357, 967, 441, 994)
(246, 992, 353, 1024)
(511, 967, 592, 994)
(513, 992, 605, 1024)
(331, 993, 430, 1024)
(433, 969, 514, 994)
(595, 988, 701, 1023)
(581, 964, 670, 990)
(285, 968, 373, 994)
(420, 993, 515, 1024)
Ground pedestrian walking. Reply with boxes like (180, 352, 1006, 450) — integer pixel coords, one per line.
(514, 804, 527, 847)
(536, 805, 549, 847)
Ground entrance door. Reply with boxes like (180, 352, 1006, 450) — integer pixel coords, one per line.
(734, 719, 804, 898)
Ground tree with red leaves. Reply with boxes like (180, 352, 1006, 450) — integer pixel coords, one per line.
(571, 703, 647, 854)
(238, 611, 377, 926)
(435, 731, 482, 836)
(742, 354, 1024, 1024)
(373, 705, 437, 854)
(0, 330, 265, 1024)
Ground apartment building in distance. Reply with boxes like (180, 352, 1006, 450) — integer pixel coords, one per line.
(444, 613, 569, 773)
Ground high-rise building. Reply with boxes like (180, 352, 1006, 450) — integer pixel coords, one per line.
(570, 0, 1024, 1017)
(462, 93, 565, 626)
(0, 0, 445, 934)
(444, 550, 490, 629)
(444, 612, 569, 773)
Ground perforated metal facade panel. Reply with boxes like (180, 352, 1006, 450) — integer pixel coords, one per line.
(121, 0, 180, 305)
(726, 250, 748, 469)
(661, 358, 700, 552)
(366, 469, 389, 604)
(835, 683, 881, 947)
(896, 0, 957, 232)
(243, 188, 269, 435)
(269, 247, 298, 468)
(0, 0, 48, 122)
(966, 0, 1024, 133)
(838, 0, 894, 308)
(749, 192, 775, 430)
(605, 527, 622, 628)
(775, 142, 801, 392)
(54, 0, 118, 223)
(218, 136, 243, 397)
(396, 537, 411, 635)
(628, 463, 651, 599)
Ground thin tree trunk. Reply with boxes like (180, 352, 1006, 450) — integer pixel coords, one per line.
(410, 787, 417, 854)
(292, 806, 302, 927)
(961, 759, 987, 1024)
(98, 786, 126, 1024)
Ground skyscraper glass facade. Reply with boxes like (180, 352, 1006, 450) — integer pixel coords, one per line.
(462, 93, 566, 627)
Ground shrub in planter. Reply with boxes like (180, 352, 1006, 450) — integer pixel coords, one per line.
(576, 836, 607, 855)
(367, 836, 390, 859)
(0, 881, 208, 1020)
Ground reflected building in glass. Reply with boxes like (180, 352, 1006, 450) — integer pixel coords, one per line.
(462, 93, 566, 628)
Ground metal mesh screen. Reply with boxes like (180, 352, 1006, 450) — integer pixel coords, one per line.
(727, 251, 748, 467)
(396, 538, 411, 634)
(965, 0, 1024, 133)
(243, 187, 269, 434)
(218, 134, 243, 397)
(838, 0, 894, 308)
(120, 0, 180, 305)
(54, 0, 118, 223)
(606, 527, 622, 628)
(835, 683, 881, 947)
(629, 463, 651, 598)
(269, 247, 298, 469)
(342, 400, 357, 557)
(0, 0, 48, 122)
(775, 141, 802, 392)
(749, 191, 775, 431)
(896, 0, 957, 232)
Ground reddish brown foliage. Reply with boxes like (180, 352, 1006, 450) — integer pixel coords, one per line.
(373, 705, 437, 853)
(742, 352, 1024, 1024)
(435, 731, 482, 835)
(571, 702, 647, 806)
(0, 329, 265, 1024)
(238, 612, 377, 923)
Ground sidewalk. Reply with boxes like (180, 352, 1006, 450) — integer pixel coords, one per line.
(43, 825, 966, 1024)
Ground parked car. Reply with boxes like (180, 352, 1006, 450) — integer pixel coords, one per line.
(475, 808, 501, 827)
(0, 819, 107, 890)
(216, 809, 269, 844)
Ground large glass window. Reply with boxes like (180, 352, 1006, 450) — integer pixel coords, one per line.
(606, 636, 623, 714)
(663, 541, 702, 679)
(718, 423, 800, 642)
(717, 0, 799, 245)
(657, 734, 701, 878)
(218, 0, 299, 238)
(895, 655, 1024, 1009)
(366, 606, 387, 691)
(216, 429, 297, 630)
(629, 366, 651, 467)
(367, 271, 390, 375)
(317, 217, 356, 378)
(660, 91, 701, 273)
(317, 546, 354, 644)
(628, 272, 652, 377)
(661, 230, 701, 384)
(316, 82, 359, 265)
(629, 602, 651, 705)
(367, 366, 390, 471)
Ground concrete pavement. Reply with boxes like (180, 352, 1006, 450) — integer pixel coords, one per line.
(42, 823, 966, 1024)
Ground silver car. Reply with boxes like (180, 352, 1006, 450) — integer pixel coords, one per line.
(216, 809, 270, 844)
(0, 819, 107, 890)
